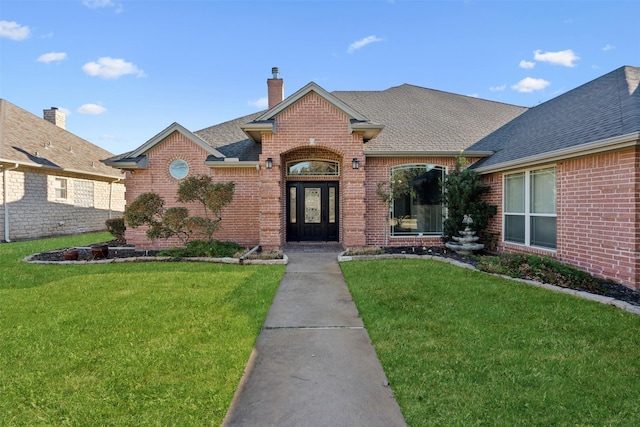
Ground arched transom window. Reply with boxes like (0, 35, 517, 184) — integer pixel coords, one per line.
(287, 160, 339, 176)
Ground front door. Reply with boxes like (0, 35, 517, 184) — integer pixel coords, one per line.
(286, 182, 339, 242)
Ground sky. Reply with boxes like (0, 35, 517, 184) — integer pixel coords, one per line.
(1, 0, 639, 156)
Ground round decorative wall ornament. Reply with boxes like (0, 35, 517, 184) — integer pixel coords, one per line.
(169, 159, 189, 179)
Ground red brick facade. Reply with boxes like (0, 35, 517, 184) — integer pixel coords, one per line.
(482, 147, 640, 289)
(259, 92, 366, 249)
(124, 131, 260, 249)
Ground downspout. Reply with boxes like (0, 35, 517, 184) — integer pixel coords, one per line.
(108, 178, 121, 219)
(3, 164, 19, 242)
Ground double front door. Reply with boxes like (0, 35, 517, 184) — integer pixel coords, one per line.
(286, 182, 339, 242)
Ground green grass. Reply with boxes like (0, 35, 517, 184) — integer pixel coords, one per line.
(341, 259, 640, 426)
(0, 233, 285, 426)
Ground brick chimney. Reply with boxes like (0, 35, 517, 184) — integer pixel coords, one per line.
(267, 67, 284, 108)
(43, 107, 66, 130)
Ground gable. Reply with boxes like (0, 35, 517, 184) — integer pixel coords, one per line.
(240, 82, 384, 143)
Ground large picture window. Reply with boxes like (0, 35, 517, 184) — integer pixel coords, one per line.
(504, 167, 556, 249)
(390, 164, 445, 236)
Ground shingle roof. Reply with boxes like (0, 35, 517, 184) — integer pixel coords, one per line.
(468, 65, 640, 171)
(333, 84, 527, 153)
(186, 84, 525, 161)
(194, 112, 263, 160)
(0, 99, 120, 179)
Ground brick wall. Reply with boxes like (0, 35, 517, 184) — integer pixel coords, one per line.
(364, 156, 472, 248)
(123, 131, 260, 249)
(0, 167, 125, 241)
(258, 92, 366, 249)
(482, 148, 640, 289)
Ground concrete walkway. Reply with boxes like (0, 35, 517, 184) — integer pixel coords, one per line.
(222, 245, 407, 426)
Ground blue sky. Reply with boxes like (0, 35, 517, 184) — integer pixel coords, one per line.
(1, 0, 639, 155)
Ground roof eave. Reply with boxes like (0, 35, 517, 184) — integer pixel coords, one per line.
(1, 158, 124, 180)
(350, 122, 385, 141)
(364, 150, 494, 158)
(101, 156, 148, 170)
(205, 158, 260, 169)
(238, 120, 275, 143)
(472, 132, 640, 174)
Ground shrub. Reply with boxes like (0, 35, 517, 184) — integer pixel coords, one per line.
(105, 218, 125, 242)
(158, 240, 245, 258)
(477, 253, 603, 293)
(441, 157, 497, 246)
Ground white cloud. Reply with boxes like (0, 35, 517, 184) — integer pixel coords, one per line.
(83, 0, 123, 13)
(83, 0, 113, 8)
(511, 77, 550, 93)
(37, 52, 67, 64)
(100, 134, 124, 141)
(489, 84, 507, 92)
(347, 35, 383, 53)
(0, 20, 30, 41)
(82, 57, 145, 79)
(78, 104, 107, 115)
(602, 44, 615, 51)
(533, 49, 580, 67)
(519, 60, 535, 69)
(467, 93, 479, 98)
(248, 97, 268, 109)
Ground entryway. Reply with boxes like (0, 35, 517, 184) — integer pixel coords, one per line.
(286, 182, 339, 242)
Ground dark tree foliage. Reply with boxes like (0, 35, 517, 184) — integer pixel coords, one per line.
(441, 158, 497, 245)
(123, 176, 235, 245)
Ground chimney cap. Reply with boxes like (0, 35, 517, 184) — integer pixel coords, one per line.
(271, 67, 280, 79)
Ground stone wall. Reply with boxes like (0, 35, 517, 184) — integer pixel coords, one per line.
(0, 167, 125, 241)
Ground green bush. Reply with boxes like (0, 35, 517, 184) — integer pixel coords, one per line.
(441, 157, 497, 247)
(105, 217, 125, 242)
(158, 240, 245, 258)
(477, 253, 604, 293)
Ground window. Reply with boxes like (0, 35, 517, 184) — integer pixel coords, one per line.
(54, 178, 67, 199)
(390, 164, 445, 236)
(287, 160, 339, 176)
(504, 167, 556, 249)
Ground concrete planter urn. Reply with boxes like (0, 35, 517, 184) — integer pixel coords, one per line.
(63, 249, 79, 261)
(91, 244, 109, 259)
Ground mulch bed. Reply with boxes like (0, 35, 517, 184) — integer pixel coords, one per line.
(383, 246, 640, 308)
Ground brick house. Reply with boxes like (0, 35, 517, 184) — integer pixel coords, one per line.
(0, 99, 125, 241)
(105, 65, 640, 289)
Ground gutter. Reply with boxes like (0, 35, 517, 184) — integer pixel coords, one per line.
(2, 163, 19, 242)
(0, 158, 122, 181)
(205, 158, 260, 169)
(109, 178, 121, 219)
(364, 150, 494, 158)
(472, 132, 640, 174)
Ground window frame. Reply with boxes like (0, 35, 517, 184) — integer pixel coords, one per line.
(389, 164, 445, 237)
(286, 159, 340, 177)
(54, 177, 68, 200)
(503, 166, 557, 250)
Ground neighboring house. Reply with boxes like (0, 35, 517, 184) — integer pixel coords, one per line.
(105, 65, 640, 289)
(0, 99, 125, 242)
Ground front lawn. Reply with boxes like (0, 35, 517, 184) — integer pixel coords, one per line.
(341, 258, 640, 426)
(0, 233, 285, 426)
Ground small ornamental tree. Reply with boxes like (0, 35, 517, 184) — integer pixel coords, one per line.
(176, 176, 235, 242)
(441, 157, 497, 247)
(123, 176, 235, 245)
